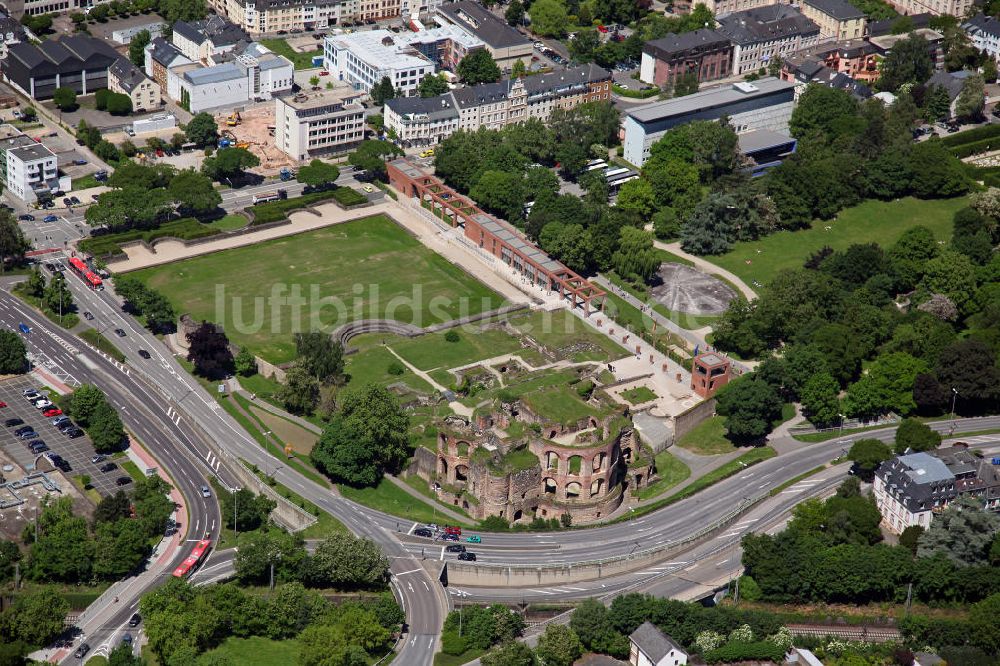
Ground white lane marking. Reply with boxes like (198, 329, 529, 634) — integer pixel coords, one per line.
(407, 522, 418, 535)
(527, 589, 554, 595)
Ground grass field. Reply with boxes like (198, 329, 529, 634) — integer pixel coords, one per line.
(247, 404, 318, 456)
(707, 196, 967, 286)
(636, 449, 691, 500)
(676, 416, 736, 455)
(338, 478, 473, 526)
(258, 38, 322, 69)
(621, 386, 657, 404)
(131, 215, 505, 363)
(79, 328, 127, 362)
(202, 636, 302, 666)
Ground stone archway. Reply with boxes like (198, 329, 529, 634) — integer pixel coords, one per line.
(565, 482, 581, 499)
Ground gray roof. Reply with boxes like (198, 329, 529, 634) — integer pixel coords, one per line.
(899, 452, 954, 484)
(451, 79, 511, 108)
(803, 0, 865, 21)
(109, 57, 150, 93)
(148, 36, 188, 67)
(964, 13, 1000, 39)
(642, 28, 731, 59)
(173, 16, 247, 48)
(627, 77, 794, 123)
(630, 623, 684, 663)
(717, 6, 819, 46)
(436, 0, 530, 49)
(184, 62, 245, 85)
(10, 143, 54, 161)
(926, 69, 970, 101)
(385, 94, 459, 121)
(870, 12, 930, 36)
(522, 62, 610, 93)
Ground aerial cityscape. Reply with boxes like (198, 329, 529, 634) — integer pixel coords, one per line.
(0, 0, 997, 664)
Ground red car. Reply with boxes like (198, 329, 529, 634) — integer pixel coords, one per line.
(156, 149, 165, 157)
(444, 526, 462, 536)
(319, 70, 330, 76)
(0, 401, 6, 408)
(597, 24, 608, 33)
(43, 408, 62, 417)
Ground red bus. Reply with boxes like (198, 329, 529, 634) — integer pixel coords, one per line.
(172, 537, 212, 578)
(67, 257, 103, 290)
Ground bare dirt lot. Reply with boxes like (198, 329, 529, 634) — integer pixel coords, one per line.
(213, 105, 294, 173)
(650, 263, 736, 316)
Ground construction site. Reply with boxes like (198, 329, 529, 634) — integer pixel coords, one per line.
(213, 105, 295, 173)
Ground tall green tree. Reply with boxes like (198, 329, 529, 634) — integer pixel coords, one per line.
(418, 73, 449, 97)
(457, 49, 501, 84)
(168, 169, 221, 217)
(371, 76, 396, 106)
(529, 0, 569, 36)
(201, 147, 260, 182)
(894, 417, 942, 454)
(847, 438, 893, 480)
(879, 32, 933, 91)
(917, 497, 1000, 567)
(296, 159, 340, 187)
(611, 227, 659, 284)
(294, 331, 344, 384)
(505, 0, 525, 25)
(0, 214, 29, 273)
(0, 329, 26, 374)
(535, 624, 583, 666)
(52, 87, 77, 111)
(715, 378, 783, 443)
(800, 372, 840, 426)
(185, 112, 219, 147)
(955, 73, 986, 120)
(128, 29, 151, 67)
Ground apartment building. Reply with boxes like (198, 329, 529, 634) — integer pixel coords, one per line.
(434, 0, 531, 71)
(274, 87, 365, 160)
(324, 29, 436, 96)
(673, 0, 782, 17)
(0, 124, 59, 203)
(222, 0, 343, 36)
(145, 37, 193, 94)
(108, 57, 161, 112)
(883, 0, 973, 18)
(622, 77, 795, 166)
(639, 29, 733, 88)
(716, 5, 820, 75)
(800, 0, 866, 40)
(172, 16, 248, 64)
(384, 63, 611, 145)
(963, 13, 1000, 62)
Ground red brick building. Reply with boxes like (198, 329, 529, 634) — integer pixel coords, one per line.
(638, 29, 733, 89)
(387, 158, 606, 314)
(691, 352, 732, 399)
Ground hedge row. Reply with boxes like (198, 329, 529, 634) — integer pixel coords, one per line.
(79, 217, 220, 257)
(941, 123, 1000, 147)
(949, 137, 1000, 158)
(250, 187, 366, 225)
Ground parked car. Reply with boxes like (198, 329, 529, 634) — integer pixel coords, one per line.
(100, 462, 117, 473)
(70, 196, 81, 205)
(83, 311, 94, 320)
(116, 476, 132, 486)
(18, 430, 37, 439)
(29, 442, 48, 454)
(33, 399, 53, 410)
(440, 533, 459, 541)
(43, 408, 62, 417)
(15, 426, 33, 436)
(63, 198, 72, 207)
(43, 214, 58, 222)
(444, 526, 462, 535)
(91, 454, 106, 464)
(0, 401, 6, 408)
(445, 544, 465, 553)
(457, 551, 477, 561)
(23, 388, 39, 397)
(18, 214, 34, 221)
(72, 159, 88, 165)
(4, 418, 23, 427)
(65, 428, 84, 438)
(52, 416, 70, 426)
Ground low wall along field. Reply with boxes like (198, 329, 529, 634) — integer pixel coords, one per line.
(128, 214, 507, 364)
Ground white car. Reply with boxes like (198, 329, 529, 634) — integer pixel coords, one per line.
(33, 399, 53, 409)
(201, 485, 212, 498)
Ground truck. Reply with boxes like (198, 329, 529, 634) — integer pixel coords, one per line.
(252, 189, 287, 205)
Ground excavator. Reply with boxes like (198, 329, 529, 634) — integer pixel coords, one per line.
(226, 109, 241, 127)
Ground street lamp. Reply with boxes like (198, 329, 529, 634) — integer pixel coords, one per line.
(839, 413, 846, 439)
(950, 388, 959, 434)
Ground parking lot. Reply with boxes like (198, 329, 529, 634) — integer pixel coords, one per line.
(0, 376, 122, 498)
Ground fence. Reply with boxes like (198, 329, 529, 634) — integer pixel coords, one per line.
(788, 413, 900, 436)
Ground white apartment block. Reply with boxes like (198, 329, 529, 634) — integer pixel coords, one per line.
(963, 13, 1000, 62)
(0, 124, 59, 203)
(324, 30, 436, 96)
(885, 0, 973, 17)
(274, 87, 366, 160)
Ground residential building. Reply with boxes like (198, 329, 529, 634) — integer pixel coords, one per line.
(172, 16, 248, 64)
(924, 69, 973, 118)
(384, 64, 611, 144)
(793, 39, 879, 82)
(144, 37, 193, 95)
(869, 12, 930, 36)
(274, 87, 365, 160)
(716, 5, 820, 75)
(873, 445, 1000, 534)
(434, 0, 532, 71)
(883, 0, 973, 18)
(963, 13, 1000, 62)
(800, 0, 866, 40)
(6, 0, 79, 18)
(108, 57, 161, 112)
(0, 14, 27, 59)
(324, 29, 436, 96)
(110, 19, 166, 45)
(629, 623, 688, 666)
(781, 54, 872, 99)
(638, 29, 733, 88)
(677, 0, 782, 17)
(0, 124, 59, 203)
(383, 94, 459, 146)
(405, 24, 484, 71)
(868, 28, 944, 70)
(2, 34, 121, 99)
(621, 77, 795, 167)
(221, 0, 344, 36)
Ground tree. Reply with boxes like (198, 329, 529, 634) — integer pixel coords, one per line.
(108, 643, 143, 666)
(347, 140, 403, 180)
(52, 87, 77, 111)
(186, 321, 233, 380)
(919, 249, 978, 311)
(569, 29, 601, 62)
(847, 438, 893, 480)
(185, 112, 219, 147)
(234, 528, 308, 584)
(2, 587, 69, 646)
(934, 339, 1000, 412)
(649, 120, 741, 183)
(0, 214, 29, 272)
(505, 0, 525, 26)
(202, 147, 260, 182)
(93, 518, 149, 579)
(681, 190, 777, 255)
(370, 76, 396, 106)
(277, 364, 320, 415)
(26, 498, 93, 582)
(470, 170, 526, 221)
(457, 49, 501, 85)
(71, 384, 107, 427)
(482, 641, 536, 666)
(925, 84, 952, 121)
(93, 490, 131, 525)
(894, 417, 942, 454)
(294, 332, 344, 384)
(418, 73, 449, 97)
(0, 329, 26, 375)
(917, 497, 1000, 567)
(789, 85, 860, 142)
(511, 59, 527, 78)
(106, 92, 133, 116)
(899, 525, 925, 555)
(845, 352, 929, 418)
(955, 73, 985, 120)
(642, 157, 701, 215)
(306, 533, 390, 589)
(800, 372, 840, 426)
(42, 271, 72, 317)
(615, 179, 657, 218)
(168, 169, 221, 217)
(535, 624, 583, 666)
(94, 139, 121, 163)
(296, 159, 340, 188)
(611, 227, 659, 284)
(219, 487, 276, 532)
(540, 222, 595, 275)
(234, 347, 256, 377)
(129, 29, 151, 67)
(715, 378, 783, 443)
(89, 399, 125, 453)
(879, 32, 933, 91)
(159, 0, 207, 22)
(570, 598, 614, 651)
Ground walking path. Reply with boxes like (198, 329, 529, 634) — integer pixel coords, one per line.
(384, 347, 473, 417)
(655, 240, 758, 300)
(384, 475, 470, 525)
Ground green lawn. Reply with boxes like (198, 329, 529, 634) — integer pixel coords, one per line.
(121, 460, 145, 482)
(202, 636, 302, 666)
(621, 386, 657, 404)
(72, 174, 102, 191)
(636, 449, 691, 500)
(79, 328, 127, 362)
(521, 383, 605, 426)
(258, 38, 322, 69)
(130, 215, 505, 364)
(508, 309, 628, 362)
(677, 416, 736, 455)
(345, 344, 434, 392)
(338, 478, 473, 526)
(392, 326, 523, 371)
(208, 213, 249, 231)
(707, 196, 967, 286)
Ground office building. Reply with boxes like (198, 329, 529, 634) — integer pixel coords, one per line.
(639, 29, 733, 88)
(274, 87, 365, 160)
(324, 29, 437, 96)
(621, 77, 795, 166)
(963, 13, 1000, 62)
(716, 5, 820, 75)
(0, 124, 61, 203)
(799, 0, 866, 40)
(434, 0, 531, 71)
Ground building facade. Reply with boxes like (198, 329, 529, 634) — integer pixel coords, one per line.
(883, 0, 973, 17)
(324, 29, 436, 96)
(800, 0, 866, 40)
(639, 29, 733, 88)
(383, 64, 611, 145)
(434, 0, 531, 71)
(716, 5, 820, 75)
(963, 13, 1000, 62)
(690, 353, 731, 399)
(629, 623, 688, 666)
(674, 0, 781, 17)
(108, 57, 161, 112)
(2, 35, 120, 99)
(274, 87, 365, 160)
(145, 37, 193, 93)
(171, 16, 248, 64)
(622, 77, 796, 166)
(0, 124, 58, 202)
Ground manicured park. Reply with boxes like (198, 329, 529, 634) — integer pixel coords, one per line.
(707, 196, 967, 287)
(130, 215, 506, 363)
